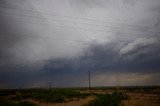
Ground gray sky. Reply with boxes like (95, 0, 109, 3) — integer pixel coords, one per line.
(0, 0, 160, 88)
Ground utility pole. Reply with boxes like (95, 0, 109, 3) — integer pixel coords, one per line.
(88, 71, 91, 95)
(49, 81, 51, 90)
(117, 83, 120, 92)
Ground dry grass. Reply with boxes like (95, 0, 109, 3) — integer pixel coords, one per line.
(123, 93, 160, 106)
(1, 87, 160, 106)
(29, 96, 95, 106)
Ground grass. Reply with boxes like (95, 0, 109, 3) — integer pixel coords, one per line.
(85, 92, 128, 106)
(0, 89, 89, 103)
(1, 86, 158, 105)
(0, 101, 36, 106)
(21, 89, 88, 102)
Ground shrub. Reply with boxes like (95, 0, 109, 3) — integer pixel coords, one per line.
(1, 89, 89, 103)
(0, 100, 36, 106)
(19, 101, 37, 106)
(86, 92, 128, 106)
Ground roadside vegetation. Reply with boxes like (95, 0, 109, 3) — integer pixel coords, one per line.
(85, 92, 128, 106)
(0, 89, 89, 104)
(0, 101, 36, 106)
(0, 86, 159, 106)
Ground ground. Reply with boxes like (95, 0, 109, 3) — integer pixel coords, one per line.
(123, 93, 160, 106)
(30, 96, 94, 106)
(30, 91, 160, 106)
(0, 87, 160, 106)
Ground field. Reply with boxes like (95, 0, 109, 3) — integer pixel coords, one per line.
(0, 86, 160, 106)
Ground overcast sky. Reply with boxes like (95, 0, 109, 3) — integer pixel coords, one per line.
(0, 0, 160, 88)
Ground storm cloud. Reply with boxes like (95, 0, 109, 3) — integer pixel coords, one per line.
(119, 37, 159, 60)
(0, 0, 160, 88)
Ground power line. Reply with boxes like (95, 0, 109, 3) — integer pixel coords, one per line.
(0, 10, 159, 34)
(0, 31, 129, 50)
(0, 32, 90, 44)
(0, 32, 127, 58)
(0, 4, 158, 31)
(0, 16, 156, 37)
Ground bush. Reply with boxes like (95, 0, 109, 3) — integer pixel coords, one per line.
(0, 101, 36, 106)
(86, 92, 128, 106)
(19, 101, 37, 106)
(0, 101, 18, 106)
(1, 89, 89, 103)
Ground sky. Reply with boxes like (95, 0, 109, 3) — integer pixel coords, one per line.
(0, 0, 160, 88)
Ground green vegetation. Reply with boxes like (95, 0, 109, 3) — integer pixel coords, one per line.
(25, 89, 88, 103)
(0, 89, 89, 103)
(0, 101, 36, 106)
(85, 92, 128, 106)
(0, 86, 158, 105)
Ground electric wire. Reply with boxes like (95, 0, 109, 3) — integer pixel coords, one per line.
(0, 4, 159, 31)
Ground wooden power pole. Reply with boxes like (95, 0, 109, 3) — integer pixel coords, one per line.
(88, 71, 91, 95)
(49, 81, 51, 90)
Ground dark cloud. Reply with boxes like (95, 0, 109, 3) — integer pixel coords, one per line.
(0, 0, 49, 67)
(41, 40, 160, 74)
(0, 4, 23, 66)
(0, 0, 160, 88)
(119, 37, 159, 60)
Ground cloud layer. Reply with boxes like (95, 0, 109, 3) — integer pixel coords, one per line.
(119, 37, 159, 60)
(0, 0, 160, 88)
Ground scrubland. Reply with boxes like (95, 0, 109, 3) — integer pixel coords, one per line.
(0, 86, 159, 106)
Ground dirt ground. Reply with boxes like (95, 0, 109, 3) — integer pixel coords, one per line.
(123, 93, 160, 106)
(35, 93, 160, 106)
(29, 96, 95, 106)
(1, 89, 160, 106)
(28, 92, 160, 106)
(30, 93, 160, 106)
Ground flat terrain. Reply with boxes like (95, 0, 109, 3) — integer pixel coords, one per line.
(31, 93, 160, 106)
(0, 86, 160, 106)
(29, 96, 95, 106)
(123, 93, 160, 106)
